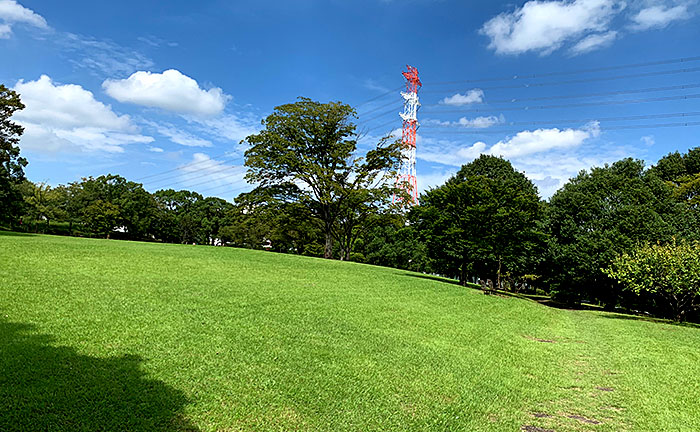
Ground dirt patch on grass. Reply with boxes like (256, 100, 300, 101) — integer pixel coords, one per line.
(567, 414, 601, 424)
(521, 426, 555, 432)
(532, 412, 553, 418)
(601, 406, 624, 412)
(596, 386, 614, 392)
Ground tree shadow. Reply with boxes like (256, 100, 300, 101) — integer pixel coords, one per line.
(400, 272, 484, 289)
(0, 230, 36, 237)
(596, 312, 700, 328)
(399, 272, 464, 286)
(0, 320, 198, 431)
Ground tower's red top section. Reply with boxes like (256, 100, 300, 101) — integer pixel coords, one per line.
(402, 65, 422, 93)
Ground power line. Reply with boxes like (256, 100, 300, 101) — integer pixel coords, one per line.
(430, 55, 700, 85)
(134, 152, 235, 182)
(423, 111, 700, 128)
(421, 121, 700, 135)
(353, 85, 405, 108)
(144, 163, 241, 189)
(421, 66, 700, 94)
(422, 83, 700, 107)
(422, 93, 700, 115)
(357, 98, 403, 116)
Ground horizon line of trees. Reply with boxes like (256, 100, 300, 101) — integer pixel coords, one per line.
(2, 86, 699, 322)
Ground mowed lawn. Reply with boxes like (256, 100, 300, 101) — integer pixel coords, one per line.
(1, 232, 698, 432)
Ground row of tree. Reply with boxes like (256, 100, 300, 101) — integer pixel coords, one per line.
(1, 85, 698, 321)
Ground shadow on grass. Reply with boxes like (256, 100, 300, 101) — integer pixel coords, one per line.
(0, 320, 198, 431)
(400, 272, 485, 290)
(597, 313, 700, 329)
(0, 230, 36, 237)
(399, 272, 463, 286)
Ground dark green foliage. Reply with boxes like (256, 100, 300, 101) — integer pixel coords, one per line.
(413, 155, 543, 286)
(71, 175, 159, 239)
(220, 186, 322, 254)
(356, 221, 431, 272)
(545, 158, 682, 306)
(0, 84, 27, 225)
(244, 98, 403, 259)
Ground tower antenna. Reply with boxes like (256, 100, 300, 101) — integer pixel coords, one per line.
(394, 65, 421, 205)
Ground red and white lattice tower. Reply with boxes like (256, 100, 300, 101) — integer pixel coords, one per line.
(395, 65, 421, 205)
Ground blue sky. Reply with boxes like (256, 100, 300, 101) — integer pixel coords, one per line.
(2, 0, 700, 199)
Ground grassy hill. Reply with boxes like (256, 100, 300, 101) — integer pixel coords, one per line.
(1, 232, 698, 431)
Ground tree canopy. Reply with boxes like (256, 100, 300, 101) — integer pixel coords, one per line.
(243, 97, 404, 259)
(0, 84, 27, 225)
(413, 155, 543, 286)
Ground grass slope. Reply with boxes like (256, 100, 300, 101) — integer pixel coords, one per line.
(1, 232, 698, 431)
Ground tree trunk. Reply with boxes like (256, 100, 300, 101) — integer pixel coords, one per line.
(496, 257, 502, 291)
(324, 230, 333, 259)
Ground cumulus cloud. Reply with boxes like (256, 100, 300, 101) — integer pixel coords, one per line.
(103, 69, 230, 116)
(418, 123, 599, 166)
(0, 0, 48, 38)
(489, 122, 600, 158)
(415, 122, 610, 198)
(441, 89, 484, 106)
(13, 75, 152, 153)
(480, 0, 625, 55)
(630, 4, 691, 30)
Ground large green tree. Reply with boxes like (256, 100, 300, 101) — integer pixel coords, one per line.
(243, 98, 403, 259)
(545, 158, 682, 305)
(413, 155, 543, 286)
(0, 84, 27, 225)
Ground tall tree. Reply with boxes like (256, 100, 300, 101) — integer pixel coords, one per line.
(413, 155, 543, 286)
(545, 158, 681, 305)
(243, 98, 403, 259)
(0, 84, 27, 225)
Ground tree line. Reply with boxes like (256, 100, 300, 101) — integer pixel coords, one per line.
(1, 86, 699, 321)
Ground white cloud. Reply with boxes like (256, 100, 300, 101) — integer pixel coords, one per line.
(0, 0, 48, 38)
(178, 153, 251, 198)
(481, 0, 625, 55)
(426, 115, 504, 129)
(570, 30, 618, 54)
(418, 123, 601, 165)
(148, 146, 164, 153)
(143, 121, 213, 147)
(630, 4, 691, 30)
(0, 22, 11, 37)
(189, 113, 259, 143)
(103, 69, 230, 116)
(441, 89, 484, 106)
(458, 115, 504, 129)
(489, 122, 600, 158)
(13, 75, 152, 153)
(641, 135, 655, 146)
(58, 33, 155, 77)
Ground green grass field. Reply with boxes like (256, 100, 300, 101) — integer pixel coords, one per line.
(1, 232, 698, 431)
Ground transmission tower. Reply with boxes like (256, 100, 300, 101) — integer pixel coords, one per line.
(395, 65, 421, 205)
